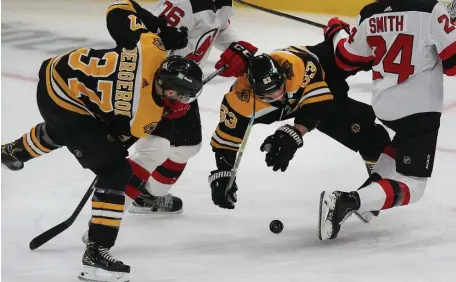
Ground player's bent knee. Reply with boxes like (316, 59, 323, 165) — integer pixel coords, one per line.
(396, 174, 427, 204)
(130, 136, 171, 172)
(358, 124, 391, 160)
(96, 159, 132, 192)
(169, 143, 202, 163)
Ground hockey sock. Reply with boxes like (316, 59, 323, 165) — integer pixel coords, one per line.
(89, 189, 125, 248)
(148, 158, 187, 196)
(19, 123, 60, 161)
(357, 178, 411, 213)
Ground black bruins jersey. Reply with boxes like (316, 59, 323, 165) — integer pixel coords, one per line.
(44, 0, 167, 138)
(211, 46, 334, 153)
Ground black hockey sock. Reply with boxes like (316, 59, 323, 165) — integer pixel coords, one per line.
(89, 189, 125, 248)
(18, 122, 60, 161)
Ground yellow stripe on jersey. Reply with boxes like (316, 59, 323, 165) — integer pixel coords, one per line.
(92, 201, 125, 211)
(51, 65, 88, 108)
(130, 33, 167, 138)
(299, 94, 334, 107)
(91, 217, 121, 227)
(45, 58, 90, 116)
(303, 81, 328, 94)
(216, 127, 243, 144)
(210, 139, 240, 152)
(31, 126, 52, 153)
(22, 134, 40, 158)
(106, 0, 136, 15)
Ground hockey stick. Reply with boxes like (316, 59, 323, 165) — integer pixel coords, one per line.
(29, 67, 226, 250)
(204, 67, 226, 84)
(29, 178, 97, 250)
(226, 97, 256, 192)
(234, 0, 325, 29)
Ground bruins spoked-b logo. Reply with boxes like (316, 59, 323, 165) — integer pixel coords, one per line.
(281, 60, 294, 80)
(144, 122, 158, 135)
(235, 90, 251, 102)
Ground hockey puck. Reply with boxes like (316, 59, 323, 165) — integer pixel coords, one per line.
(269, 220, 284, 234)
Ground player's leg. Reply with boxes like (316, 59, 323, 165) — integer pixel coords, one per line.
(316, 98, 391, 175)
(319, 112, 440, 240)
(35, 76, 135, 282)
(1, 122, 61, 171)
(130, 100, 202, 214)
(1, 65, 62, 171)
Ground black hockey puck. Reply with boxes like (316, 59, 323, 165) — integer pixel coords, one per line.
(269, 220, 284, 234)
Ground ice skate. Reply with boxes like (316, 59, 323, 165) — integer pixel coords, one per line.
(1, 142, 25, 171)
(79, 243, 130, 282)
(318, 191, 360, 240)
(129, 192, 183, 214)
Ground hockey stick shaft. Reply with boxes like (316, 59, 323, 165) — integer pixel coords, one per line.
(29, 178, 97, 250)
(227, 99, 256, 189)
(203, 67, 226, 84)
(234, 0, 325, 29)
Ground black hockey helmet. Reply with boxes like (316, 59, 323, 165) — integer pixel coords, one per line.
(246, 54, 285, 101)
(157, 55, 204, 104)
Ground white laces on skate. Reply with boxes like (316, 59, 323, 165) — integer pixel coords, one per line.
(156, 194, 173, 209)
(98, 247, 118, 263)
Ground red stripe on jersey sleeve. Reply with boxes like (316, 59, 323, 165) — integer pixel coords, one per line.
(444, 65, 456, 76)
(439, 41, 456, 61)
(335, 56, 361, 71)
(336, 38, 374, 64)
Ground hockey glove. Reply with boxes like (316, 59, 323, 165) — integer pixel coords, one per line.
(260, 124, 303, 172)
(215, 41, 258, 77)
(163, 99, 190, 120)
(324, 17, 350, 43)
(208, 170, 238, 209)
(157, 15, 188, 50)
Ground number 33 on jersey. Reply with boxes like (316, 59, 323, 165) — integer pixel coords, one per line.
(44, 0, 169, 138)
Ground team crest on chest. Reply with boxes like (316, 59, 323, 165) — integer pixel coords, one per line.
(142, 78, 149, 88)
(153, 38, 166, 51)
(144, 122, 158, 134)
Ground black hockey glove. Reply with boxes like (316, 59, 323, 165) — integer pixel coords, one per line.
(208, 170, 238, 209)
(157, 15, 188, 50)
(260, 124, 303, 172)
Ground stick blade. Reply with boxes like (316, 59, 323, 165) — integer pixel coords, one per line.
(29, 221, 70, 250)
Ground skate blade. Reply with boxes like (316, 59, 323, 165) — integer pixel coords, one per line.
(354, 210, 380, 223)
(128, 206, 183, 215)
(354, 211, 372, 223)
(318, 191, 334, 241)
(79, 265, 130, 282)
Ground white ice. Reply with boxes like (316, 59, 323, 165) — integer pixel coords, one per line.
(2, 1, 456, 282)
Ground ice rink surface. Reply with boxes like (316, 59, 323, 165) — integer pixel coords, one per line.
(2, 1, 456, 281)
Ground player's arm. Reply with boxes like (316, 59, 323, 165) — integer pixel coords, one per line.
(106, 0, 188, 50)
(325, 12, 374, 72)
(106, 0, 156, 48)
(430, 2, 456, 76)
(260, 57, 335, 173)
(210, 92, 253, 170)
(293, 61, 335, 133)
(209, 81, 254, 210)
(212, 3, 258, 77)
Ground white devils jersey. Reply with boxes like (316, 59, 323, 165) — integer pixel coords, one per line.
(333, 1, 456, 121)
(150, 0, 238, 65)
